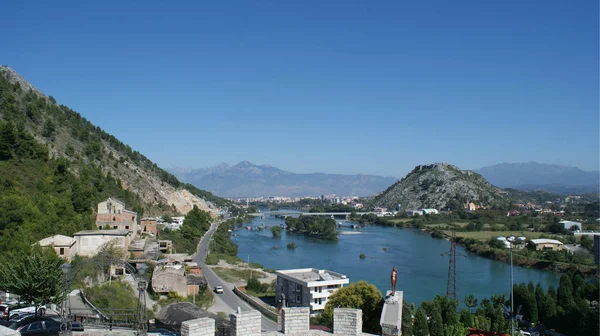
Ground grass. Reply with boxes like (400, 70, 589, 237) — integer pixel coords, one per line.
(447, 230, 559, 242)
(387, 218, 413, 224)
(205, 253, 243, 265)
(212, 267, 266, 283)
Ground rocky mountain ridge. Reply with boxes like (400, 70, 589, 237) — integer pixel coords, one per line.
(169, 161, 398, 197)
(475, 162, 599, 195)
(371, 163, 506, 210)
(0, 65, 227, 215)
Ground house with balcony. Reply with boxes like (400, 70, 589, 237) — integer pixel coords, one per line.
(275, 268, 349, 314)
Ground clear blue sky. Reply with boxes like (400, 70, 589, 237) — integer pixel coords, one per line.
(1, 1, 598, 177)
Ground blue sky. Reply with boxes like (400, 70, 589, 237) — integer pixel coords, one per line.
(1, 1, 598, 177)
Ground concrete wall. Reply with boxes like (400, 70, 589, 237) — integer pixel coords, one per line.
(75, 235, 130, 257)
(233, 287, 278, 321)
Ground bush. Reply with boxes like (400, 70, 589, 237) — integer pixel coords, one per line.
(359, 253, 366, 259)
(488, 238, 507, 249)
(271, 226, 282, 237)
(430, 229, 444, 239)
(247, 277, 261, 293)
(287, 242, 297, 250)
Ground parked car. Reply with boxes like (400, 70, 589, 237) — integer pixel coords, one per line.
(8, 315, 58, 330)
(15, 318, 82, 336)
(7, 303, 47, 319)
(0, 312, 34, 326)
(214, 286, 224, 294)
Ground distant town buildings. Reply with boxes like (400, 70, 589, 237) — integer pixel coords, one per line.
(275, 268, 349, 314)
(559, 220, 582, 231)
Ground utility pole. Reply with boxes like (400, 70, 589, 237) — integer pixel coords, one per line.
(441, 231, 464, 300)
(510, 240, 515, 336)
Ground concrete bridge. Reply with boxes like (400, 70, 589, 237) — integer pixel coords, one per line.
(259, 211, 376, 218)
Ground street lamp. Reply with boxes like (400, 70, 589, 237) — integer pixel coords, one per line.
(60, 262, 71, 336)
(136, 264, 148, 335)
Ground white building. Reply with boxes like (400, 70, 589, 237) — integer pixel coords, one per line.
(73, 230, 131, 257)
(559, 220, 582, 231)
(275, 268, 349, 313)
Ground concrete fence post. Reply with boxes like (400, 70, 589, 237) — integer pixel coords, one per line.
(282, 307, 310, 335)
(181, 317, 215, 336)
(230, 310, 261, 336)
(333, 308, 362, 336)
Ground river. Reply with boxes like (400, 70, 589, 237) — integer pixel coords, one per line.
(231, 210, 560, 306)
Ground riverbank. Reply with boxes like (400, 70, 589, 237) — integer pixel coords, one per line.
(417, 226, 597, 275)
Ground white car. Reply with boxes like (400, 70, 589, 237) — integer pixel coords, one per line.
(9, 304, 47, 318)
(215, 286, 224, 294)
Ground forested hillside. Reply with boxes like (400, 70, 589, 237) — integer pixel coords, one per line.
(0, 65, 229, 213)
(0, 66, 229, 255)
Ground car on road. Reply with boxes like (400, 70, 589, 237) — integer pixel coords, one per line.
(14, 318, 83, 335)
(214, 286, 224, 294)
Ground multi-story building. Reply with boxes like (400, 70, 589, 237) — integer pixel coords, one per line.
(95, 198, 138, 238)
(275, 268, 349, 314)
(141, 217, 158, 236)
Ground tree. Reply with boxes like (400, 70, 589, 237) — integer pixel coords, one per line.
(163, 214, 173, 223)
(0, 246, 63, 314)
(534, 283, 546, 321)
(414, 306, 429, 336)
(460, 308, 473, 327)
(321, 281, 383, 334)
(271, 226, 281, 237)
(428, 303, 444, 336)
(557, 273, 575, 310)
(464, 294, 478, 312)
(402, 301, 414, 336)
(246, 277, 261, 293)
(434, 295, 458, 325)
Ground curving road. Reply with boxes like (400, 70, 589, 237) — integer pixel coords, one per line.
(194, 220, 278, 332)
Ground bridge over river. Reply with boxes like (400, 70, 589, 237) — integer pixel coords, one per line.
(249, 211, 377, 218)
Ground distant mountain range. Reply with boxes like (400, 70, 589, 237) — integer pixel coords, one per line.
(169, 161, 398, 197)
(475, 162, 599, 195)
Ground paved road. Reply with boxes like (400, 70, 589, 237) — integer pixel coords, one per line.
(194, 221, 278, 332)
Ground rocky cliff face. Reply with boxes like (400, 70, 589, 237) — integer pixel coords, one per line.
(0, 65, 227, 216)
(371, 163, 505, 210)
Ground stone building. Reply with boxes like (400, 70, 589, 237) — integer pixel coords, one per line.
(37, 235, 77, 261)
(95, 198, 138, 238)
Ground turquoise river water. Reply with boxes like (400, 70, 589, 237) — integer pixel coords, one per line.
(231, 210, 560, 306)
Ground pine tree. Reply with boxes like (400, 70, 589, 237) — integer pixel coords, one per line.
(557, 274, 575, 310)
(428, 303, 444, 336)
(535, 283, 546, 321)
(459, 308, 473, 328)
(414, 306, 430, 336)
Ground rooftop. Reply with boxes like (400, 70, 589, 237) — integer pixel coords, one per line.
(74, 229, 130, 236)
(37, 235, 76, 247)
(276, 268, 348, 285)
(128, 239, 147, 251)
(531, 239, 563, 245)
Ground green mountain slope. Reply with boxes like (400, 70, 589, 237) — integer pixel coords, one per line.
(0, 66, 230, 254)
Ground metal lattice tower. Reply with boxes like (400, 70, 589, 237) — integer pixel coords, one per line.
(441, 231, 464, 300)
